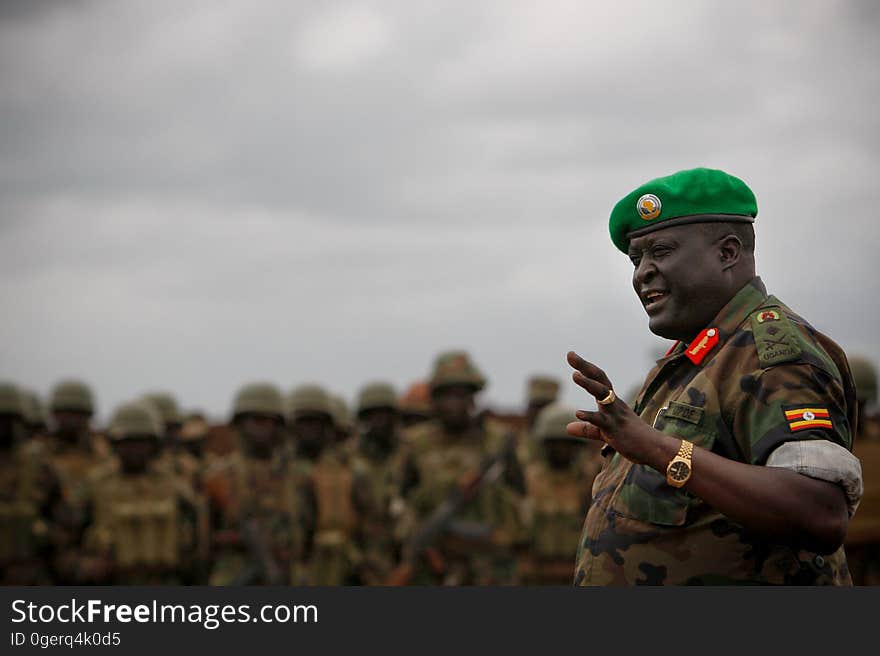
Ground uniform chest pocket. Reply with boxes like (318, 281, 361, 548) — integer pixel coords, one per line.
(612, 401, 717, 527)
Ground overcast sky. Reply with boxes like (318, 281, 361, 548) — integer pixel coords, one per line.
(1, 0, 878, 422)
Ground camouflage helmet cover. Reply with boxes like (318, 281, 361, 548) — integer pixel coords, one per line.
(142, 392, 182, 424)
(849, 355, 878, 404)
(20, 389, 48, 427)
(0, 381, 25, 418)
(50, 379, 94, 414)
(232, 382, 285, 421)
(428, 350, 486, 394)
(109, 401, 163, 440)
(533, 403, 580, 442)
(357, 381, 398, 414)
(527, 375, 560, 405)
(288, 384, 333, 418)
(330, 394, 352, 430)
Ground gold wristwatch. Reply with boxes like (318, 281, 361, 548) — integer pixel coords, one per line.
(665, 440, 694, 488)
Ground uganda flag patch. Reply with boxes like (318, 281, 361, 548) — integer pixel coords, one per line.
(783, 406, 832, 432)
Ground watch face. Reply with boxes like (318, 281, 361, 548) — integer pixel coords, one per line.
(668, 461, 691, 482)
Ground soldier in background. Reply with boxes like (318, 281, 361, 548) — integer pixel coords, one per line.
(524, 376, 560, 431)
(351, 382, 405, 583)
(520, 404, 599, 585)
(0, 382, 59, 584)
(42, 379, 112, 583)
(397, 351, 525, 585)
(846, 355, 880, 585)
(329, 394, 355, 450)
(174, 414, 211, 490)
(21, 389, 49, 440)
(203, 383, 299, 585)
(142, 392, 184, 445)
(399, 381, 432, 429)
(288, 384, 370, 585)
(78, 401, 205, 584)
(515, 375, 562, 468)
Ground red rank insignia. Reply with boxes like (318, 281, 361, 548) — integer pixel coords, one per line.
(685, 327, 720, 365)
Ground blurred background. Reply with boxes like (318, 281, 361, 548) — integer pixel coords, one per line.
(1, 0, 878, 422)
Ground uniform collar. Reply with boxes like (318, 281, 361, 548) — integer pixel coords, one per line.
(661, 276, 769, 367)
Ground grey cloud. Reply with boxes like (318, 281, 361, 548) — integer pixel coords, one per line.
(0, 0, 878, 420)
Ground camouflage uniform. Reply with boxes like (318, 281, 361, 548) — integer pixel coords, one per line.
(520, 404, 600, 585)
(576, 278, 857, 585)
(397, 351, 525, 585)
(41, 380, 113, 583)
(350, 382, 406, 583)
(0, 382, 58, 584)
(204, 383, 301, 585)
(516, 375, 562, 467)
(846, 356, 880, 585)
(80, 402, 206, 584)
(288, 384, 369, 585)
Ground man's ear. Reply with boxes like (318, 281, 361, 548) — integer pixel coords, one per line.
(718, 234, 743, 271)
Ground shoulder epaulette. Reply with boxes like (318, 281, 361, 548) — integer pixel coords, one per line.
(749, 306, 803, 368)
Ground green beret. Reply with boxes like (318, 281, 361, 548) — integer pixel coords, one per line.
(609, 168, 757, 253)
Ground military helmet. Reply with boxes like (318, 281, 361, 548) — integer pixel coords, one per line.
(849, 355, 878, 404)
(399, 380, 431, 415)
(179, 415, 210, 442)
(357, 382, 398, 415)
(108, 401, 163, 440)
(527, 375, 560, 405)
(20, 389, 48, 427)
(288, 384, 333, 418)
(0, 381, 25, 418)
(142, 392, 182, 424)
(533, 403, 580, 442)
(330, 394, 353, 431)
(428, 350, 486, 394)
(49, 379, 94, 414)
(232, 382, 285, 421)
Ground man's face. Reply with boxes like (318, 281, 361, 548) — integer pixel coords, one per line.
(432, 385, 475, 432)
(542, 438, 581, 469)
(628, 225, 729, 342)
(114, 437, 159, 474)
(52, 410, 91, 437)
(359, 407, 397, 446)
(292, 413, 332, 455)
(239, 414, 281, 450)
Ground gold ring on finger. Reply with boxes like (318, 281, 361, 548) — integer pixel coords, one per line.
(597, 389, 616, 406)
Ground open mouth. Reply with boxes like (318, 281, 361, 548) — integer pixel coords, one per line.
(641, 289, 669, 313)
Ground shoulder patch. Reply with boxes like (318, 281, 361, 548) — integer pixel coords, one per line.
(750, 306, 803, 368)
(783, 405, 833, 432)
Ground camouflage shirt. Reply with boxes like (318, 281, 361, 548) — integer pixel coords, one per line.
(575, 277, 857, 586)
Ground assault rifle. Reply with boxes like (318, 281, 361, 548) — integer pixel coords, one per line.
(233, 514, 285, 585)
(385, 432, 518, 585)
